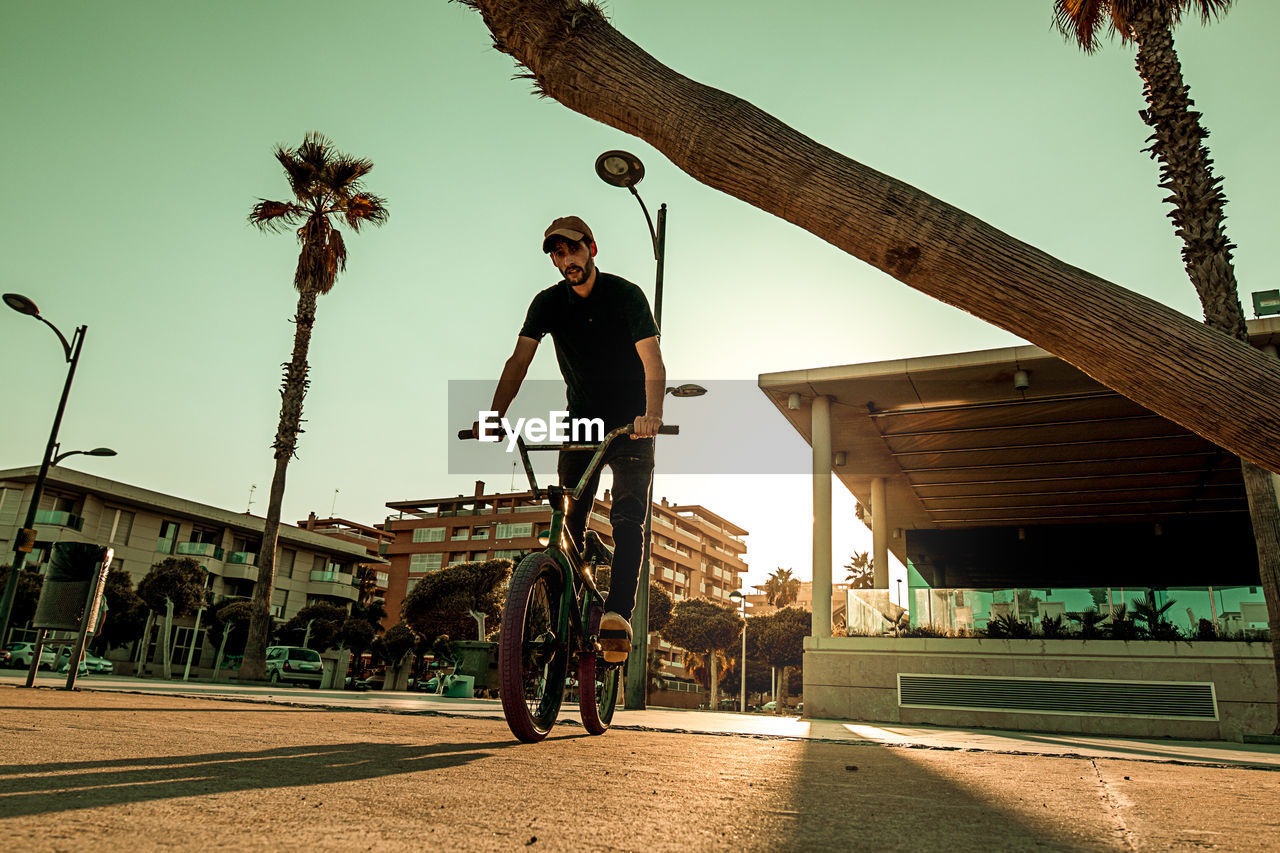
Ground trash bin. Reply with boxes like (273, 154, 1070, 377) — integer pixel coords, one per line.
(443, 674, 475, 698)
(453, 640, 498, 690)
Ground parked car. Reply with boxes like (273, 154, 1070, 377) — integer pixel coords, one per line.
(0, 647, 10, 667)
(265, 646, 323, 687)
(56, 650, 115, 675)
(6, 642, 57, 670)
(759, 701, 777, 712)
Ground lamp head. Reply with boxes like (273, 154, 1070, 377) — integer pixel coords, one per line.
(665, 383, 707, 398)
(729, 589, 745, 603)
(86, 448, 117, 457)
(595, 150, 645, 188)
(3, 293, 40, 316)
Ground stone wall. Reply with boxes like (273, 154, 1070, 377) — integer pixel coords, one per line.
(803, 635, 1276, 741)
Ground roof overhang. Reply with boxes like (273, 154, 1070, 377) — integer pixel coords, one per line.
(759, 318, 1279, 571)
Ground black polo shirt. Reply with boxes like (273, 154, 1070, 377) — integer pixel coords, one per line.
(518, 271, 660, 430)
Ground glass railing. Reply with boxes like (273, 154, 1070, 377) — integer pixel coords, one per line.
(34, 510, 84, 530)
(226, 551, 258, 565)
(155, 536, 177, 554)
(176, 542, 223, 559)
(309, 570, 353, 584)
(844, 585, 1271, 640)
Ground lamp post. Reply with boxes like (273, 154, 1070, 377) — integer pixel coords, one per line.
(729, 589, 748, 713)
(596, 150, 666, 711)
(0, 293, 97, 646)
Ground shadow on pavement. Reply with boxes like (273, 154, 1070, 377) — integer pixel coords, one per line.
(755, 739, 1091, 850)
(0, 740, 514, 818)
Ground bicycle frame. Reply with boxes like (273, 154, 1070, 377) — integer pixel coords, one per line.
(514, 425, 640, 662)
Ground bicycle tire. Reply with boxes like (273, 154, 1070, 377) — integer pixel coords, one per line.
(578, 651, 621, 735)
(500, 552, 569, 742)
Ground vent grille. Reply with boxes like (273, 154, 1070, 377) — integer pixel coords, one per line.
(898, 673, 1217, 720)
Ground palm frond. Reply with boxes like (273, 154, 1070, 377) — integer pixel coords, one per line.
(323, 156, 375, 195)
(343, 193, 390, 231)
(248, 199, 306, 232)
(1052, 0, 1111, 53)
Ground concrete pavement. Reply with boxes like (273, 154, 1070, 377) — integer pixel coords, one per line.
(5, 670, 1279, 771)
(3, 683, 1280, 851)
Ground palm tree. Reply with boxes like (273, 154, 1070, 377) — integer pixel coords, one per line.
(764, 568, 800, 608)
(239, 133, 389, 682)
(457, 0, 1280, 471)
(1054, 0, 1280, 732)
(844, 551, 874, 590)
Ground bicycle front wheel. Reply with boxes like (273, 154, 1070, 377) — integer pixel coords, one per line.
(500, 552, 569, 742)
(578, 651, 621, 735)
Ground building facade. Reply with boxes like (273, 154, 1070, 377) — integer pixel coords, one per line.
(0, 466, 374, 666)
(381, 480, 749, 683)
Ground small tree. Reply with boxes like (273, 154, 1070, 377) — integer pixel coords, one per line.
(338, 617, 376, 679)
(374, 620, 418, 691)
(647, 582, 673, 633)
(0, 566, 43, 642)
(764, 568, 801, 608)
(401, 559, 511, 642)
(661, 597, 743, 710)
(753, 607, 808, 712)
(844, 552, 874, 590)
(277, 601, 347, 651)
(137, 558, 207, 679)
(207, 600, 254, 678)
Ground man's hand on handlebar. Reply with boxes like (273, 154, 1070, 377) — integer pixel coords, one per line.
(631, 414, 663, 439)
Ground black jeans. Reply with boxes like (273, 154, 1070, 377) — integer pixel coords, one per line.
(557, 437, 654, 620)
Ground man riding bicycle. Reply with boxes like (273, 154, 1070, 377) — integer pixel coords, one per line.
(471, 215, 665, 664)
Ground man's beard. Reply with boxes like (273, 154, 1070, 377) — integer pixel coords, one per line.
(564, 260, 593, 283)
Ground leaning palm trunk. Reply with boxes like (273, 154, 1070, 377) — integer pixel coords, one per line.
(1127, 3, 1280, 732)
(460, 0, 1280, 471)
(240, 284, 320, 681)
(161, 597, 174, 679)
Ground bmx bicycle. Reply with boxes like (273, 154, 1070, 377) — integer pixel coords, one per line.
(459, 422, 677, 742)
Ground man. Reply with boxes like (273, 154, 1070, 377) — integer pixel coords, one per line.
(473, 215, 665, 663)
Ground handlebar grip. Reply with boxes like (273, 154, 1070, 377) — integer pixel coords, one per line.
(457, 429, 475, 440)
(658, 425, 679, 435)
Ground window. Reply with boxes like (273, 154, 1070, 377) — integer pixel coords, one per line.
(495, 522, 533, 540)
(410, 553, 443, 572)
(96, 508, 135, 546)
(312, 555, 327, 574)
(472, 527, 490, 540)
(156, 520, 180, 554)
(451, 528, 469, 541)
(448, 552, 467, 565)
(493, 549, 524, 561)
(278, 548, 296, 579)
(412, 526, 445, 543)
(471, 551, 488, 561)
(0, 488, 19, 528)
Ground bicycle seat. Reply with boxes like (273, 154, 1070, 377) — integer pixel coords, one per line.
(583, 530, 613, 566)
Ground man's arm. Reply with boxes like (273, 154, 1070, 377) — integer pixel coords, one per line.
(471, 336, 538, 436)
(632, 335, 666, 439)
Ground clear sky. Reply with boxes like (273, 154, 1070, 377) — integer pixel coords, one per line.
(2, 1, 1276, 592)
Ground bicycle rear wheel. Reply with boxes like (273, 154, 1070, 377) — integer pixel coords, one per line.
(500, 552, 569, 742)
(578, 651, 621, 735)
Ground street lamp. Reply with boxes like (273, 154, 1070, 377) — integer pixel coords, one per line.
(597, 150, 670, 711)
(0, 293, 94, 645)
(729, 589, 748, 713)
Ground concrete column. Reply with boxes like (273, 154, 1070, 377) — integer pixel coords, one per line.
(872, 476, 889, 589)
(811, 395, 833, 639)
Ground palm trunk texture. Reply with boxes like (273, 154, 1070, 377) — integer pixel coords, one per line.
(240, 287, 318, 682)
(1130, 4, 1280, 733)
(462, 0, 1280, 472)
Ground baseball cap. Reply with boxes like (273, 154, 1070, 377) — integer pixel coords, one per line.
(542, 216, 594, 253)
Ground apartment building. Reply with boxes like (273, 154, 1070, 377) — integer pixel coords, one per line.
(743, 580, 852, 628)
(381, 480, 748, 682)
(297, 512, 395, 618)
(0, 466, 375, 660)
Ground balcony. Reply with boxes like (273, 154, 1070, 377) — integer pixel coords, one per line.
(155, 536, 176, 554)
(308, 570, 358, 602)
(34, 510, 84, 531)
(176, 542, 224, 560)
(226, 551, 258, 565)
